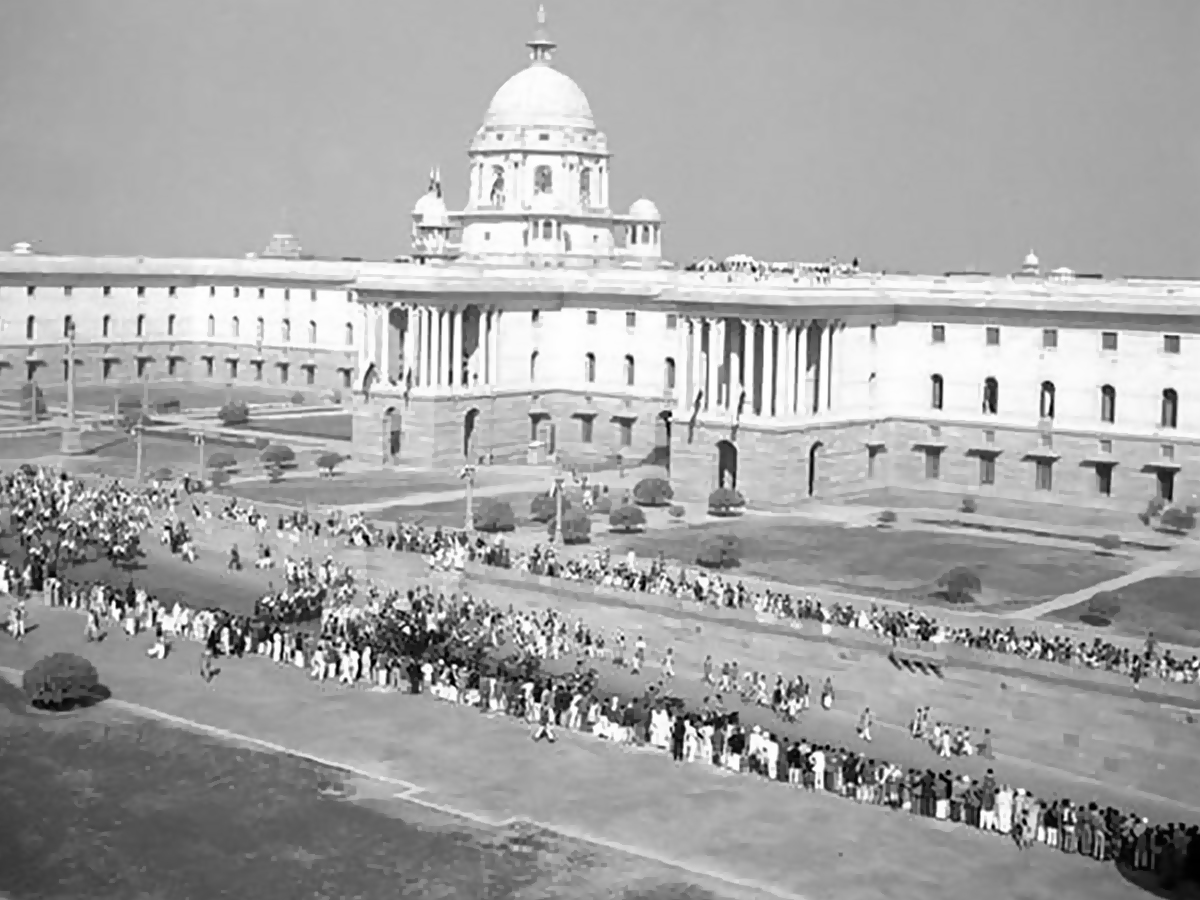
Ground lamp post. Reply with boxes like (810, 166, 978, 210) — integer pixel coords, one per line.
(460, 463, 477, 532)
(133, 422, 145, 483)
(193, 432, 206, 485)
(60, 321, 83, 454)
(551, 470, 566, 546)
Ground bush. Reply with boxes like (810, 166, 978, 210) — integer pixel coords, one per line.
(260, 443, 296, 467)
(218, 401, 250, 426)
(290, 391, 305, 405)
(530, 492, 570, 524)
(474, 499, 516, 533)
(315, 452, 345, 476)
(550, 508, 591, 544)
(23, 653, 101, 710)
(19, 382, 47, 417)
(1145, 497, 1167, 519)
(1096, 533, 1122, 554)
(207, 451, 238, 470)
(668, 504, 685, 519)
(960, 496, 978, 514)
(152, 467, 173, 481)
(708, 487, 746, 516)
(156, 398, 182, 415)
(609, 503, 647, 533)
(1087, 590, 1122, 620)
(937, 566, 982, 604)
(265, 463, 285, 483)
(696, 533, 742, 569)
(1160, 507, 1197, 534)
(592, 494, 613, 515)
(254, 437, 270, 451)
(633, 477, 674, 507)
(877, 509, 897, 525)
(209, 470, 231, 488)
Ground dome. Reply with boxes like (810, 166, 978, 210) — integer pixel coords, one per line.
(413, 191, 449, 228)
(1023, 249, 1040, 269)
(484, 65, 594, 130)
(628, 198, 660, 221)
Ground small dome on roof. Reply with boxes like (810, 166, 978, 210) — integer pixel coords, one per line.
(413, 191, 449, 228)
(628, 198, 660, 221)
(1023, 249, 1040, 269)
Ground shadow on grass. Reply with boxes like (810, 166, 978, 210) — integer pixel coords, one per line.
(1079, 613, 1113, 628)
(1115, 861, 1200, 899)
(27, 684, 113, 715)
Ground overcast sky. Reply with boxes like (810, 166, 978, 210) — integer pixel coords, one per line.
(0, 0, 1195, 276)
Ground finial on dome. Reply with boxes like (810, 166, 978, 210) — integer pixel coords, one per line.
(527, 4, 556, 63)
(435, 166, 442, 198)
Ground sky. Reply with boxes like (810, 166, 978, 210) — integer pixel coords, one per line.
(0, 0, 1196, 277)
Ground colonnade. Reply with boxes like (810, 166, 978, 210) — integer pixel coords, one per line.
(681, 317, 838, 420)
(362, 303, 503, 393)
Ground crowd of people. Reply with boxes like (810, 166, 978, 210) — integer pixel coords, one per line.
(1, 466, 1198, 889)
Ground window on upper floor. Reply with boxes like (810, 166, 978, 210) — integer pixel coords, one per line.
(1101, 331, 1118, 351)
(62, 315, 73, 338)
(284, 289, 291, 301)
(982, 377, 999, 415)
(586, 310, 597, 325)
(625, 312, 636, 329)
(931, 324, 945, 343)
(23, 315, 34, 341)
(930, 374, 944, 410)
(167, 314, 176, 337)
(232, 316, 240, 339)
(1039, 381, 1055, 419)
(168, 286, 177, 298)
(136, 286, 145, 298)
(102, 315, 112, 338)
(281, 318, 291, 342)
(1100, 384, 1116, 423)
(257, 288, 266, 300)
(1042, 328, 1058, 349)
(624, 354, 635, 387)
(103, 286, 112, 297)
(136, 314, 146, 338)
(308, 320, 317, 344)
(985, 326, 1000, 346)
(531, 310, 541, 325)
(64, 286, 72, 297)
(1164, 334, 1181, 354)
(207, 315, 215, 338)
(529, 351, 538, 382)
(1162, 388, 1179, 429)
(256, 317, 265, 341)
(345, 322, 354, 346)
(666, 314, 678, 330)
(584, 352, 596, 384)
(664, 357, 676, 391)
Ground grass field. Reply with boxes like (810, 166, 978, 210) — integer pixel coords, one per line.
(591, 519, 1128, 605)
(226, 470, 538, 509)
(378, 491, 545, 528)
(238, 412, 352, 441)
(1046, 574, 1200, 648)
(0, 381, 312, 413)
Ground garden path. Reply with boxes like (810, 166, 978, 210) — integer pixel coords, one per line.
(1008, 559, 1191, 621)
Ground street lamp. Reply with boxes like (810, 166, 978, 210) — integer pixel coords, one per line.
(60, 320, 83, 455)
(132, 422, 145, 483)
(459, 463, 477, 532)
(193, 432, 206, 485)
(551, 470, 566, 546)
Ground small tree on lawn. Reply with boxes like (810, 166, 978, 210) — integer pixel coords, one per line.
(668, 504, 685, 519)
(877, 509, 897, 526)
(218, 400, 250, 426)
(633, 477, 674, 507)
(260, 443, 296, 468)
(592, 494, 613, 515)
(23, 653, 101, 710)
(265, 463, 285, 483)
(474, 500, 516, 533)
(19, 382, 47, 419)
(1096, 533, 1122, 555)
(290, 391, 305, 405)
(609, 503, 647, 533)
(1160, 507, 1197, 534)
(937, 566, 982, 604)
(207, 451, 238, 471)
(696, 533, 742, 569)
(316, 452, 345, 478)
(708, 487, 746, 517)
(530, 493, 569, 524)
(1085, 590, 1121, 626)
(960, 496, 978, 514)
(551, 508, 591, 544)
(209, 469, 231, 488)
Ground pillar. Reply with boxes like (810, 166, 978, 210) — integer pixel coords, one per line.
(451, 307, 465, 389)
(490, 309, 501, 385)
(436, 309, 448, 387)
(804, 322, 817, 415)
(761, 320, 775, 418)
(742, 320, 757, 416)
(780, 323, 794, 416)
(702, 319, 715, 413)
(687, 318, 702, 413)
(378, 307, 391, 384)
(826, 320, 836, 411)
(402, 306, 415, 383)
(728, 320, 741, 411)
(713, 318, 727, 409)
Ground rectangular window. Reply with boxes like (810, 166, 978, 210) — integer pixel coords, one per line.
(253, 361, 263, 381)
(666, 314, 678, 330)
(979, 456, 996, 486)
(228, 360, 238, 379)
(619, 420, 633, 447)
(342, 369, 353, 389)
(625, 312, 636, 329)
(167, 358, 178, 377)
(306, 366, 316, 386)
(1096, 464, 1113, 497)
(136, 286, 145, 298)
(64, 286, 72, 297)
(869, 324, 877, 343)
(924, 449, 941, 480)
(102, 359, 113, 381)
(1164, 334, 1181, 354)
(985, 326, 1000, 346)
(580, 418, 593, 443)
(586, 310, 597, 325)
(204, 358, 214, 378)
(531, 310, 541, 325)
(279, 363, 289, 384)
(1101, 331, 1118, 351)
(1099, 439, 1112, 453)
(931, 324, 945, 343)
(258, 288, 266, 300)
(1042, 328, 1058, 349)
(168, 286, 177, 298)
(1035, 460, 1053, 491)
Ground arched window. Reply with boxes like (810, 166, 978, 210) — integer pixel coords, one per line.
(25, 315, 35, 341)
(629, 225, 638, 246)
(344, 322, 354, 346)
(534, 165, 552, 194)
(102, 314, 112, 338)
(207, 315, 215, 338)
(231, 316, 240, 338)
(62, 315, 73, 338)
(624, 354, 635, 386)
(281, 318, 291, 342)
(529, 350, 539, 383)
(256, 317, 265, 341)
(308, 320, 317, 344)
(136, 314, 146, 338)
(1039, 380, 1056, 419)
(664, 356, 676, 391)
(930, 374, 944, 410)
(982, 377, 999, 415)
(584, 352, 596, 384)
(167, 314, 176, 337)
(1100, 384, 1116, 423)
(1162, 388, 1179, 429)
(641, 224, 651, 244)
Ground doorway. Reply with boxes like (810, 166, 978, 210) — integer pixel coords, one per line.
(807, 441, 824, 496)
(716, 439, 738, 490)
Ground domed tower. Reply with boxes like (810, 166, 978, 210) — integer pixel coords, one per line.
(1020, 249, 1041, 277)
(459, 6, 615, 265)
(411, 168, 458, 263)
(622, 197, 663, 266)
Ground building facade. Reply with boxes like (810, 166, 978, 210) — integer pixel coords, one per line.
(2, 10, 1196, 512)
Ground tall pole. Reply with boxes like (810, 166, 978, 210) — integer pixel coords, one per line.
(134, 425, 144, 483)
(195, 432, 205, 483)
(552, 472, 565, 546)
(60, 321, 83, 454)
(461, 463, 477, 532)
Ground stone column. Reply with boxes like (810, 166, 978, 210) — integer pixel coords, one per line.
(728, 320, 742, 411)
(378, 307, 391, 385)
(451, 307, 465, 389)
(490, 309, 502, 385)
(742, 320, 757, 416)
(702, 319, 714, 412)
(688, 319, 702, 410)
(780, 323, 794, 416)
(402, 306, 415, 383)
(826, 320, 836, 411)
(761, 320, 775, 418)
(713, 318, 727, 409)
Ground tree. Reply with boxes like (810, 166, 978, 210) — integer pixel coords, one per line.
(207, 451, 238, 470)
(707, 487, 746, 516)
(609, 503, 647, 533)
(265, 463, 285, 483)
(1096, 533, 1122, 555)
(474, 499, 516, 533)
(633, 477, 674, 507)
(152, 467, 173, 481)
(696, 533, 742, 569)
(23, 653, 101, 710)
(960, 496, 978, 514)
(530, 492, 569, 524)
(1140, 496, 1168, 526)
(668, 504, 685, 519)
(1160, 507, 1197, 534)
(592, 494, 613, 515)
(290, 391, 306, 405)
(218, 400, 250, 426)
(315, 452, 346, 477)
(1086, 590, 1121, 623)
(937, 567, 982, 604)
(551, 508, 591, 544)
(209, 470, 231, 488)
(877, 509, 898, 526)
(260, 443, 296, 468)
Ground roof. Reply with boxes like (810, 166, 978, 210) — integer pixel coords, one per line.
(484, 64, 594, 131)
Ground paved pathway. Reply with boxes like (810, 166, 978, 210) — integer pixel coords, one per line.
(1006, 559, 1192, 621)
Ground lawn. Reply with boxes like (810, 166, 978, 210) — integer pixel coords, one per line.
(226, 470, 537, 509)
(378, 491, 545, 529)
(1045, 574, 1200, 648)
(595, 519, 1127, 604)
(0, 701, 713, 900)
(2, 381, 312, 413)
(59, 432, 264, 481)
(237, 412, 352, 441)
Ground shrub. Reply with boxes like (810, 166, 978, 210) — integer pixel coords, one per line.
(1160, 507, 1197, 534)
(1087, 590, 1122, 621)
(550, 508, 591, 544)
(265, 463, 285, 483)
(937, 566, 982, 604)
(1096, 533, 1122, 554)
(328, 389, 342, 404)
(696, 533, 742, 569)
(668, 504, 685, 519)
(474, 499, 516, 533)
(19, 382, 47, 417)
(23, 653, 101, 710)
(530, 492, 570, 524)
(218, 400, 250, 426)
(290, 391, 305, 405)
(609, 503, 647, 533)
(633, 477, 674, 507)
(315, 452, 345, 476)
(209, 469, 231, 488)
(152, 467, 173, 481)
(260, 443, 296, 467)
(877, 509, 897, 525)
(207, 451, 237, 470)
(254, 436, 270, 451)
(1146, 497, 1167, 519)
(156, 398, 181, 415)
(592, 494, 613, 515)
(708, 487, 746, 516)
(960, 496, 978, 514)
